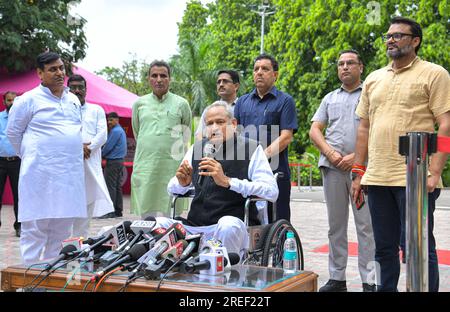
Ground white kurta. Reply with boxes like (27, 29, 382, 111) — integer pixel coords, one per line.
(6, 85, 87, 222)
(81, 103, 114, 217)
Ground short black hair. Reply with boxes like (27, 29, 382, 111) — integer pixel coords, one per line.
(36, 52, 61, 70)
(254, 54, 279, 71)
(338, 49, 363, 64)
(67, 74, 87, 87)
(107, 112, 119, 119)
(3, 91, 17, 100)
(390, 16, 422, 53)
(217, 70, 240, 84)
(148, 60, 171, 77)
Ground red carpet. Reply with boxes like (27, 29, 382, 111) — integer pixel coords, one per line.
(312, 242, 450, 265)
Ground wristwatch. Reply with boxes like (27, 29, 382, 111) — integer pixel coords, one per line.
(351, 172, 359, 181)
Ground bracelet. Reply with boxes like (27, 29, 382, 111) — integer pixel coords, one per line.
(351, 164, 366, 177)
(352, 164, 366, 171)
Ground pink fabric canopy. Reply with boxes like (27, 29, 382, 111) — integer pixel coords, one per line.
(0, 65, 138, 117)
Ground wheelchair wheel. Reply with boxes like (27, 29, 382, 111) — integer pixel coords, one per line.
(261, 219, 304, 270)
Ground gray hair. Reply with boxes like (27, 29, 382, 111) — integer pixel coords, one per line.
(204, 100, 234, 120)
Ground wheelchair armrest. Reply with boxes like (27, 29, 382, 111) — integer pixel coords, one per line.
(171, 187, 195, 219)
(244, 196, 271, 226)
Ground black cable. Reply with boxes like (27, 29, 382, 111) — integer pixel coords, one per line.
(22, 263, 50, 291)
(28, 258, 75, 291)
(156, 259, 181, 292)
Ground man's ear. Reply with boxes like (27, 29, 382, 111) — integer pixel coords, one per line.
(37, 68, 44, 81)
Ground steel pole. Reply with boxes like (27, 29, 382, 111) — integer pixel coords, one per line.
(260, 12, 265, 54)
(405, 132, 429, 292)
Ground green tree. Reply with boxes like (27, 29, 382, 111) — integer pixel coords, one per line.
(170, 38, 218, 116)
(96, 55, 150, 96)
(0, 0, 87, 73)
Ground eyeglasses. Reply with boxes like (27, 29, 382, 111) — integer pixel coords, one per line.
(216, 79, 234, 85)
(337, 60, 360, 67)
(382, 32, 414, 42)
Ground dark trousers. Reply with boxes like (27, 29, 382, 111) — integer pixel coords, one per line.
(0, 158, 20, 229)
(367, 186, 440, 292)
(104, 159, 124, 215)
(268, 178, 291, 223)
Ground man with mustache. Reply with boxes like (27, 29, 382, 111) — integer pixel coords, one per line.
(234, 54, 298, 223)
(195, 70, 240, 140)
(0, 91, 21, 237)
(310, 50, 375, 292)
(156, 101, 278, 259)
(6, 52, 86, 264)
(68, 74, 114, 234)
(352, 17, 450, 292)
(131, 60, 191, 218)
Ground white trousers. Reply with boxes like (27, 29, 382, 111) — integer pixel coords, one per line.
(72, 202, 95, 238)
(155, 216, 249, 260)
(20, 218, 75, 265)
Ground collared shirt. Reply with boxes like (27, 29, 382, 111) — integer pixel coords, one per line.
(102, 124, 127, 160)
(356, 57, 450, 187)
(234, 86, 298, 178)
(311, 84, 363, 168)
(0, 110, 17, 157)
(130, 91, 191, 216)
(167, 144, 279, 203)
(194, 98, 237, 139)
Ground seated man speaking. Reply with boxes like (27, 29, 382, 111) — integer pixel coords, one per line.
(155, 101, 278, 259)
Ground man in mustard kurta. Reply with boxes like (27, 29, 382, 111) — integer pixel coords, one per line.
(131, 60, 191, 218)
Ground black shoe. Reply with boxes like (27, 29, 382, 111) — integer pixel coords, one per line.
(115, 212, 123, 218)
(98, 212, 116, 219)
(319, 279, 347, 292)
(362, 283, 377, 292)
(15, 228, 21, 237)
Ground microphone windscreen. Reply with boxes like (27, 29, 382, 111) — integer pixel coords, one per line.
(60, 244, 77, 254)
(144, 215, 157, 221)
(227, 253, 240, 266)
(128, 244, 148, 261)
(123, 221, 132, 233)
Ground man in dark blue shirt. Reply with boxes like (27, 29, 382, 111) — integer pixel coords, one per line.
(234, 54, 298, 222)
(101, 112, 127, 218)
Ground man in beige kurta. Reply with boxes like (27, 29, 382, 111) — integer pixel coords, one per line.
(131, 60, 191, 218)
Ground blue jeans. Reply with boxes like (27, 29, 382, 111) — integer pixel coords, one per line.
(367, 186, 440, 292)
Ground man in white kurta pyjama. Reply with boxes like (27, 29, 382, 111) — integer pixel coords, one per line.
(7, 52, 87, 265)
(68, 75, 114, 238)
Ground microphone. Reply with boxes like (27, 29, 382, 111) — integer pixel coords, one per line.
(127, 223, 186, 280)
(198, 142, 216, 185)
(162, 239, 188, 260)
(130, 220, 156, 235)
(181, 252, 240, 275)
(44, 245, 78, 272)
(92, 244, 148, 281)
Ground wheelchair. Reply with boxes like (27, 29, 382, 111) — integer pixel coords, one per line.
(170, 173, 304, 271)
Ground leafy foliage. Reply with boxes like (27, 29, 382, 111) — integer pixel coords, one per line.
(0, 0, 87, 73)
(96, 54, 150, 96)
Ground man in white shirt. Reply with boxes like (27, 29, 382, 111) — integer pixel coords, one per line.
(68, 74, 114, 238)
(157, 101, 278, 259)
(7, 52, 86, 264)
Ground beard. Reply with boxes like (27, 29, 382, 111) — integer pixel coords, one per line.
(386, 44, 414, 59)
